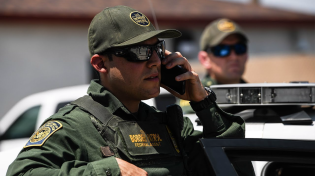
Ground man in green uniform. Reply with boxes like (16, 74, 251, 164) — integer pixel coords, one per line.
(180, 18, 248, 113)
(7, 6, 254, 176)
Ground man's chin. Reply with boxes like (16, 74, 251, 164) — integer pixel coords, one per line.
(228, 70, 243, 78)
(144, 87, 160, 99)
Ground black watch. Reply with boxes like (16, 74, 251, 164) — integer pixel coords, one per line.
(190, 87, 217, 112)
(204, 86, 216, 102)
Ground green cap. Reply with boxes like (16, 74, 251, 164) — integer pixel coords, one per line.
(88, 5, 182, 56)
(200, 18, 248, 51)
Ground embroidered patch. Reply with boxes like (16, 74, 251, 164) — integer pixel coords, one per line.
(130, 11, 150, 26)
(217, 19, 235, 32)
(24, 121, 62, 148)
(129, 130, 162, 147)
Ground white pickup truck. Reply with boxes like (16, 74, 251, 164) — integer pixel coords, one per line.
(1, 83, 315, 176)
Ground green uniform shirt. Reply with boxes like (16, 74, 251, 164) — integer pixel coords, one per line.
(7, 80, 253, 176)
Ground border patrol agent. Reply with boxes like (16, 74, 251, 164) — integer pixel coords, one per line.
(180, 18, 248, 114)
(7, 6, 254, 176)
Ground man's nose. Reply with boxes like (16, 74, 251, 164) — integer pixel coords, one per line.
(228, 49, 238, 60)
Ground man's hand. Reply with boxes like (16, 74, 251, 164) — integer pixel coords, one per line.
(116, 158, 148, 176)
(161, 50, 207, 102)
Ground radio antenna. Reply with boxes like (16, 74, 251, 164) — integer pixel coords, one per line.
(148, 0, 159, 30)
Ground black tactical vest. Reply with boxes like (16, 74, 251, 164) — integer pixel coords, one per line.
(71, 95, 190, 175)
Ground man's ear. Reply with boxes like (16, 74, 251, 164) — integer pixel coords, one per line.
(90, 54, 107, 73)
(198, 51, 211, 69)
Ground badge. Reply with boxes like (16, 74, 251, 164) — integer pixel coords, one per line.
(217, 19, 235, 32)
(24, 121, 62, 148)
(130, 11, 150, 26)
(119, 121, 175, 156)
(206, 80, 213, 86)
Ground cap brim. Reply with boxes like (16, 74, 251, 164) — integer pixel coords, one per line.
(211, 31, 248, 47)
(113, 29, 181, 47)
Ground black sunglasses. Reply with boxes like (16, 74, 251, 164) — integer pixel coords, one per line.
(106, 40, 165, 62)
(206, 43, 247, 57)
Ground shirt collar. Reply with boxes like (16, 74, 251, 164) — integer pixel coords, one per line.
(87, 79, 127, 115)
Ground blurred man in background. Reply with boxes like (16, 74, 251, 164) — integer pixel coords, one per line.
(198, 18, 248, 86)
(180, 18, 248, 113)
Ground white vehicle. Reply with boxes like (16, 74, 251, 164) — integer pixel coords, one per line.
(0, 85, 89, 152)
(1, 83, 315, 176)
(191, 83, 315, 139)
(191, 83, 315, 176)
(0, 148, 20, 175)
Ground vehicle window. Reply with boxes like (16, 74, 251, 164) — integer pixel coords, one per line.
(1, 106, 40, 140)
(55, 101, 71, 113)
(262, 162, 315, 176)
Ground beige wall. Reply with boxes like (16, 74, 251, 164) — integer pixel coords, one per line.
(244, 54, 315, 83)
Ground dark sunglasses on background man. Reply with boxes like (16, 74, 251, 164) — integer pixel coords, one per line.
(206, 43, 247, 57)
(105, 40, 165, 62)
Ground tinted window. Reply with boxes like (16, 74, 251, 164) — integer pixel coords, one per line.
(262, 162, 315, 176)
(1, 106, 40, 140)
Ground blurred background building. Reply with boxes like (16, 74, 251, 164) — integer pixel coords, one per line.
(0, 0, 314, 119)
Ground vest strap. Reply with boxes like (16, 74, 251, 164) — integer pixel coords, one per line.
(71, 95, 112, 126)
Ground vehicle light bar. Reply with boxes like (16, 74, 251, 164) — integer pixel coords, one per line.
(210, 83, 315, 106)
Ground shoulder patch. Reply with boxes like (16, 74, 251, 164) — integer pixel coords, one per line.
(24, 121, 62, 148)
